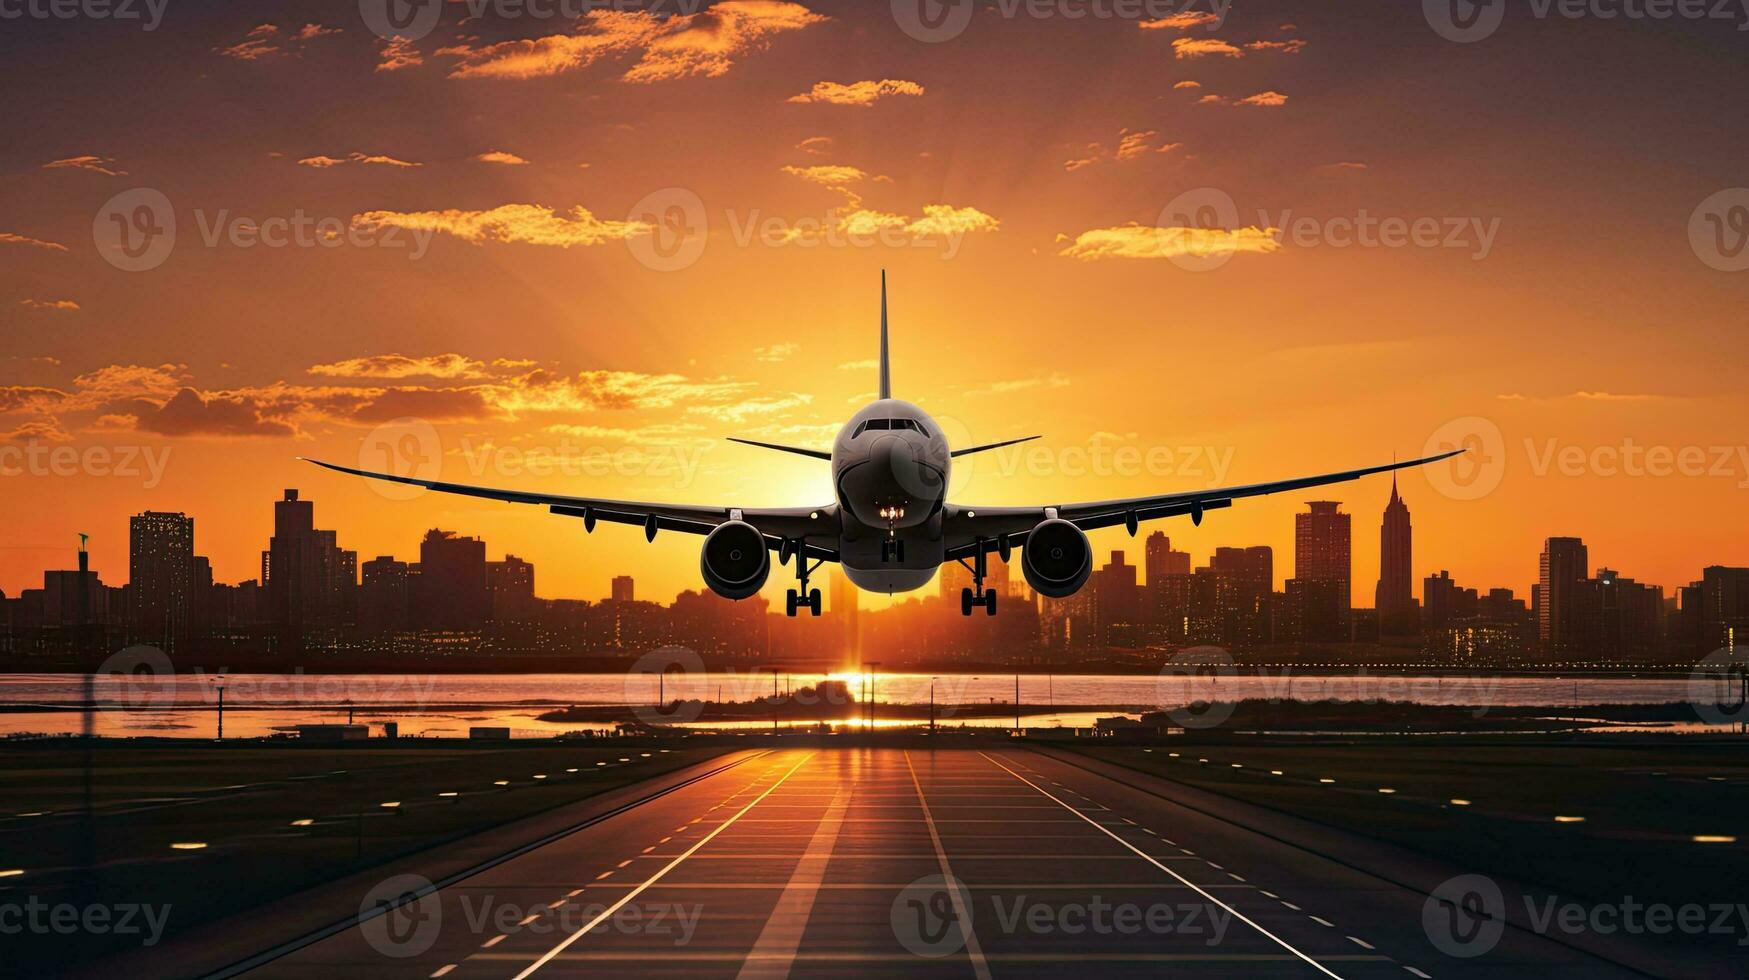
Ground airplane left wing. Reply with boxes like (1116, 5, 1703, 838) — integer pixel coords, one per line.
(942, 449, 1463, 559)
(298, 458, 839, 559)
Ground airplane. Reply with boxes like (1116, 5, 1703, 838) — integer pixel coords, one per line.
(304, 273, 1462, 618)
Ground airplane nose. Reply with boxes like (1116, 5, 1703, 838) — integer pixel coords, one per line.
(843, 435, 940, 528)
(871, 436, 940, 500)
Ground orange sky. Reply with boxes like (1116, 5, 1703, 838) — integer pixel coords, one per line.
(3, 1, 1746, 606)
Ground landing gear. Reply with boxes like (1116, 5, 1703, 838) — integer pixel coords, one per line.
(957, 539, 998, 616)
(785, 540, 823, 617)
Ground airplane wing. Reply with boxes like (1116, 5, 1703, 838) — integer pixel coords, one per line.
(298, 458, 840, 559)
(942, 449, 1463, 559)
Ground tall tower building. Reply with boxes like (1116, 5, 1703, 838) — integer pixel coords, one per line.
(1537, 537, 1589, 657)
(1295, 501, 1352, 634)
(415, 529, 489, 630)
(1374, 476, 1417, 635)
(1144, 531, 1191, 583)
(130, 511, 194, 653)
(611, 575, 635, 603)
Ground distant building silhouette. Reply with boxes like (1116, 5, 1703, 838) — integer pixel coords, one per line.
(611, 575, 635, 603)
(264, 490, 357, 654)
(1292, 501, 1351, 641)
(416, 529, 488, 631)
(1536, 536, 1588, 658)
(488, 555, 536, 622)
(130, 511, 193, 653)
(360, 556, 411, 634)
(1374, 478, 1418, 636)
(1144, 531, 1191, 583)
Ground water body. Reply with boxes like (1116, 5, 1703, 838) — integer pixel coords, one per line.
(0, 671, 1724, 739)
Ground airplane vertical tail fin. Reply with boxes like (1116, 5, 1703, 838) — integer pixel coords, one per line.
(878, 269, 891, 400)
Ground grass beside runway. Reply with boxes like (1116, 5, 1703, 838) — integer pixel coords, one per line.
(0, 738, 727, 973)
(1064, 739, 1749, 914)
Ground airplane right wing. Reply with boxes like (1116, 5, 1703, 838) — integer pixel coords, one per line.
(942, 449, 1463, 559)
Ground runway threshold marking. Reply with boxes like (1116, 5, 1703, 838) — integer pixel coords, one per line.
(733, 785, 850, 980)
(509, 752, 815, 980)
(979, 751, 1345, 980)
(904, 751, 993, 980)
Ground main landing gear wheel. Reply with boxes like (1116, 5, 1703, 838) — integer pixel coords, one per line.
(785, 588, 821, 617)
(785, 542, 823, 617)
(961, 587, 996, 616)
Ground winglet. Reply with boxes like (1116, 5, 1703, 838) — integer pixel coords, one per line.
(878, 269, 891, 400)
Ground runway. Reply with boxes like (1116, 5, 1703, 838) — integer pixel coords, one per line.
(240, 748, 1647, 979)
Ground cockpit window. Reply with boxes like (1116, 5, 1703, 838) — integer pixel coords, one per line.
(852, 418, 929, 438)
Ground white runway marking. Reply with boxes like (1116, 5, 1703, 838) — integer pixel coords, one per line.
(734, 786, 850, 980)
(979, 751, 1345, 980)
(511, 752, 815, 979)
(905, 751, 993, 980)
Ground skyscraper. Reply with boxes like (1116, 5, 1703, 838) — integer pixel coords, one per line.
(264, 490, 357, 652)
(130, 511, 193, 653)
(1144, 531, 1191, 583)
(415, 529, 489, 631)
(1536, 536, 1588, 657)
(1295, 501, 1351, 636)
(611, 575, 635, 603)
(487, 555, 536, 622)
(1375, 477, 1417, 636)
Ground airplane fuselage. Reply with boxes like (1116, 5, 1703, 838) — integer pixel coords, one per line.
(831, 398, 950, 593)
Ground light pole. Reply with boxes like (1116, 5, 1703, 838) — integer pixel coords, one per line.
(866, 662, 882, 731)
(929, 676, 938, 734)
(214, 674, 226, 741)
(1015, 673, 1021, 733)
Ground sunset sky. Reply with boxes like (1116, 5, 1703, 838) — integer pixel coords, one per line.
(3, 0, 1746, 606)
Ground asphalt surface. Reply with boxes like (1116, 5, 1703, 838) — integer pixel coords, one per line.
(238, 747, 1661, 979)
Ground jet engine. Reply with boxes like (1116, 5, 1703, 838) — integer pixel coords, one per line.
(1021, 518, 1092, 598)
(700, 521, 770, 600)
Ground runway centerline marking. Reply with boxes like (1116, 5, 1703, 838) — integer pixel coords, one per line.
(734, 785, 850, 980)
(905, 751, 992, 980)
(509, 752, 815, 980)
(979, 751, 1344, 980)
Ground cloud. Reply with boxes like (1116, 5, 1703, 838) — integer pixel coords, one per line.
(441, 3, 823, 83)
(1064, 129, 1180, 171)
(293, 23, 340, 41)
(752, 343, 799, 362)
(1, 232, 69, 252)
(1173, 80, 1201, 89)
(964, 373, 1071, 397)
(1139, 12, 1221, 30)
(1056, 223, 1282, 261)
(43, 155, 126, 176)
(787, 78, 924, 106)
(297, 151, 422, 168)
(131, 388, 301, 438)
(903, 204, 1000, 238)
(1200, 91, 1289, 107)
(838, 358, 877, 370)
(1572, 391, 1659, 401)
(474, 150, 530, 165)
(1238, 91, 1289, 106)
(1, 420, 73, 444)
(352, 204, 651, 248)
(685, 393, 812, 424)
(1246, 39, 1306, 53)
(1314, 161, 1368, 174)
(19, 299, 79, 312)
(778, 165, 996, 244)
(377, 37, 422, 72)
(797, 136, 833, 155)
(218, 23, 279, 60)
(1172, 37, 1243, 58)
(308, 354, 527, 380)
(543, 422, 711, 446)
